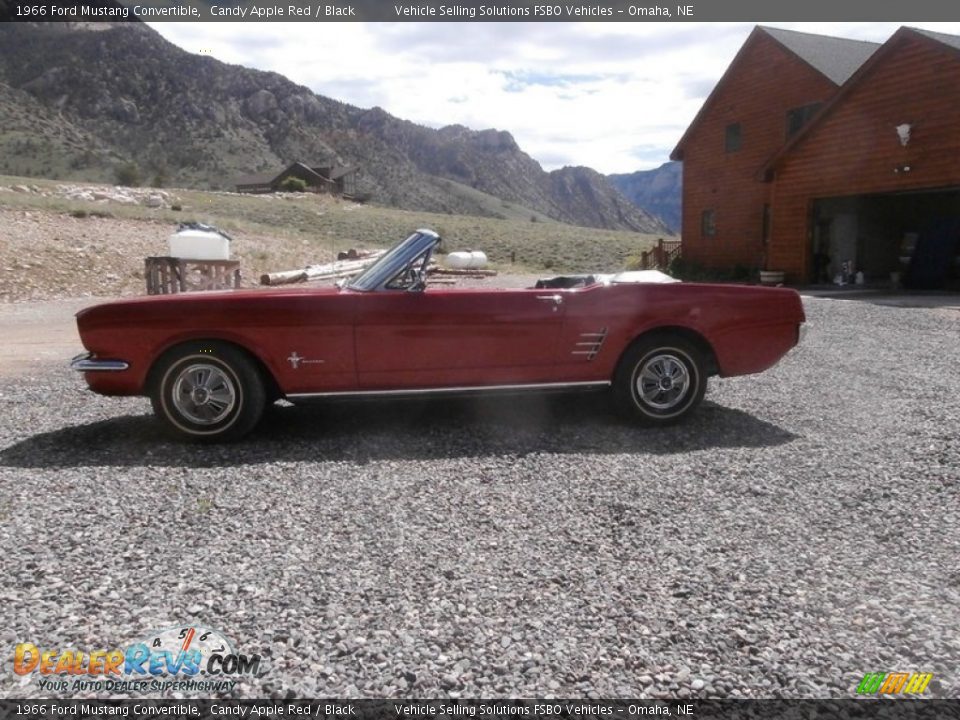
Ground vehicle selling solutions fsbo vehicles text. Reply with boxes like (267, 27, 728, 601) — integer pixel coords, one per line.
(390, 4, 686, 18)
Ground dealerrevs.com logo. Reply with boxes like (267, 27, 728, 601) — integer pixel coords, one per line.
(14, 625, 264, 693)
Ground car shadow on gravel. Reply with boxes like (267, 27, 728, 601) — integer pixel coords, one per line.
(0, 393, 799, 469)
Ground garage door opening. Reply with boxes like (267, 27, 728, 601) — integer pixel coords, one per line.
(810, 188, 960, 289)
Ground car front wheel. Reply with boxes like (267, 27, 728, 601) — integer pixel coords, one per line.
(150, 342, 266, 442)
(614, 336, 707, 425)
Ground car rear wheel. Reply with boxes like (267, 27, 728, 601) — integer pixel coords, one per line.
(614, 335, 707, 425)
(150, 342, 266, 442)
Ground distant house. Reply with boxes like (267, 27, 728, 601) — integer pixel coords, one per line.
(235, 161, 358, 197)
(671, 26, 960, 287)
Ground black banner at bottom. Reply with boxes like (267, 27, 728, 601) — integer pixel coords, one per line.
(1, 700, 958, 720)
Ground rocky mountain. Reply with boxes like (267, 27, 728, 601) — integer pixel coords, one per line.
(609, 161, 682, 234)
(0, 22, 669, 234)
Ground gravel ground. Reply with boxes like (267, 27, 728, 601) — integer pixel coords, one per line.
(1, 297, 958, 700)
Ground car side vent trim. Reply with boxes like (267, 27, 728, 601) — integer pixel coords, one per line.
(571, 327, 608, 361)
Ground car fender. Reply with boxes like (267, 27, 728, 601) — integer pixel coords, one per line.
(144, 330, 283, 393)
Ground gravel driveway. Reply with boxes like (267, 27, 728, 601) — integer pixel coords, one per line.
(1, 297, 958, 700)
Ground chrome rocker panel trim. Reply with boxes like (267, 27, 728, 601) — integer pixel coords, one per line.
(70, 352, 130, 372)
(287, 380, 611, 401)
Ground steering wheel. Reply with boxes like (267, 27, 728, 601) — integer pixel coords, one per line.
(408, 267, 426, 290)
(392, 265, 424, 291)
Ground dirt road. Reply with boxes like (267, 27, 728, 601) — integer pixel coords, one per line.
(0, 298, 100, 378)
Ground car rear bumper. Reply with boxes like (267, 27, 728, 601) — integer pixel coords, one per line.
(70, 352, 130, 372)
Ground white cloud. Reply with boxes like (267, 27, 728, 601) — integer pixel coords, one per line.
(151, 21, 960, 175)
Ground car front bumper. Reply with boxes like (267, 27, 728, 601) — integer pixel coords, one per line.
(70, 352, 130, 372)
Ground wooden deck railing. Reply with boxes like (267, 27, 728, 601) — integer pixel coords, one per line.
(639, 238, 682, 271)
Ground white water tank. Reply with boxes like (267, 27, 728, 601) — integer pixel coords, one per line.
(446, 250, 488, 269)
(169, 227, 231, 260)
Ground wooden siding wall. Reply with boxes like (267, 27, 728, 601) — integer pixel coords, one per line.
(679, 33, 839, 271)
(770, 35, 960, 281)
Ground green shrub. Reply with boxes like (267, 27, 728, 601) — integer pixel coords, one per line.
(115, 162, 141, 187)
(669, 256, 707, 280)
(278, 177, 308, 193)
(731, 264, 753, 281)
(668, 256, 758, 283)
(70, 209, 112, 219)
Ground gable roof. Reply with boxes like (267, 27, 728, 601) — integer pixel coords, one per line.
(911, 26, 960, 51)
(760, 27, 880, 85)
(761, 26, 960, 177)
(671, 26, 879, 160)
(235, 162, 336, 188)
(328, 166, 356, 180)
(282, 161, 327, 182)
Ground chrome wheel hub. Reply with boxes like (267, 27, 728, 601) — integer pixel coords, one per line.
(172, 363, 237, 425)
(637, 353, 691, 410)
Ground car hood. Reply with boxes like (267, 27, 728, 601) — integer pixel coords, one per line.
(76, 285, 345, 320)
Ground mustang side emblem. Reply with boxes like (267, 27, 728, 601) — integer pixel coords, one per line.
(287, 351, 325, 369)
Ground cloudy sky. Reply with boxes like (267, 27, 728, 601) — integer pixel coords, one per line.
(152, 22, 960, 175)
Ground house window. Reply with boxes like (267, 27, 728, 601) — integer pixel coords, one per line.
(701, 209, 716, 238)
(786, 102, 822, 138)
(725, 123, 742, 152)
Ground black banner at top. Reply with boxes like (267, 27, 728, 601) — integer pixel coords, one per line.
(2, 0, 960, 22)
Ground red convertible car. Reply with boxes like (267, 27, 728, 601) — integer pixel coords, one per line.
(71, 229, 805, 441)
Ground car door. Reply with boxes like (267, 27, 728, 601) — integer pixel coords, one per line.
(353, 287, 567, 389)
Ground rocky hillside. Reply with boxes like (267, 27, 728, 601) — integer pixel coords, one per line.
(0, 22, 669, 234)
(609, 161, 682, 234)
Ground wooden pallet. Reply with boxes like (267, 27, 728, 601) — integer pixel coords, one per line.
(145, 257, 242, 295)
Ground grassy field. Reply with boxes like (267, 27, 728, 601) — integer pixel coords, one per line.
(0, 175, 672, 275)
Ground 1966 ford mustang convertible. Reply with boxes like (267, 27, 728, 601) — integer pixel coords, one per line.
(71, 229, 805, 441)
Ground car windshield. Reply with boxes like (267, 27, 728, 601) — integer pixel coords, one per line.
(346, 230, 439, 291)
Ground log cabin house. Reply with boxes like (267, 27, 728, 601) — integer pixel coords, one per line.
(672, 26, 960, 288)
(235, 161, 358, 198)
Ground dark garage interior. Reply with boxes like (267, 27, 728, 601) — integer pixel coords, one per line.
(811, 188, 960, 289)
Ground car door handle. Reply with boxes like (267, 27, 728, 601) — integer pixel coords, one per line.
(536, 294, 563, 305)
